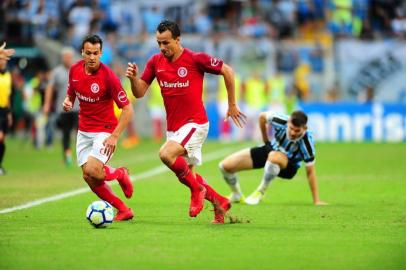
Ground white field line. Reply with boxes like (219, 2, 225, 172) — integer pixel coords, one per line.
(0, 146, 238, 215)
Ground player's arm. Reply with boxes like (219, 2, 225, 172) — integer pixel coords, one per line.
(126, 62, 149, 98)
(305, 164, 328, 206)
(103, 104, 133, 157)
(219, 63, 246, 128)
(259, 112, 270, 144)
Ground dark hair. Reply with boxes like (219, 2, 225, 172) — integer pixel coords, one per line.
(81, 34, 103, 50)
(156, 20, 181, 38)
(290, 110, 308, 127)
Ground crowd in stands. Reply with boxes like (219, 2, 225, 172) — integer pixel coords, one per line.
(3, 0, 406, 46)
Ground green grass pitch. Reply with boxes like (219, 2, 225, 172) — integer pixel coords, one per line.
(0, 138, 405, 270)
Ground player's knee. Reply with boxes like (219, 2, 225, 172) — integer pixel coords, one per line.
(268, 152, 286, 165)
(82, 172, 93, 186)
(83, 166, 102, 181)
(219, 161, 233, 174)
(82, 173, 101, 189)
(159, 148, 173, 165)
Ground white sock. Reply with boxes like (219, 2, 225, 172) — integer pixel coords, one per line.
(219, 163, 243, 194)
(257, 161, 280, 194)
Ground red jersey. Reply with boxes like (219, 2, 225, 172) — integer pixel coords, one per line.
(67, 60, 130, 132)
(141, 48, 223, 131)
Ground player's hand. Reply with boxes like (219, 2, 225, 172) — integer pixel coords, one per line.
(314, 200, 328, 206)
(62, 97, 73, 112)
(103, 135, 118, 157)
(126, 62, 139, 80)
(225, 104, 247, 128)
(0, 42, 15, 60)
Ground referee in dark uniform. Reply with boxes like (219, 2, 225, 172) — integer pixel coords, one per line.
(0, 54, 12, 174)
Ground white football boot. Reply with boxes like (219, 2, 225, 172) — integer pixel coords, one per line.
(245, 191, 264, 205)
(227, 192, 246, 204)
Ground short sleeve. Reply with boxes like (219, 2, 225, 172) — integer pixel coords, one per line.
(265, 111, 275, 124)
(140, 55, 156, 84)
(266, 111, 288, 127)
(67, 68, 75, 97)
(108, 69, 130, 109)
(301, 133, 316, 166)
(192, 52, 223, 74)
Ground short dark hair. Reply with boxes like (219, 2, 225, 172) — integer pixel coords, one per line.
(81, 34, 103, 50)
(290, 110, 308, 127)
(156, 20, 181, 39)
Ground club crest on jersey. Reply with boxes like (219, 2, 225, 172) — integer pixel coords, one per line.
(177, 67, 187, 77)
(91, 83, 100, 93)
(117, 91, 128, 103)
(210, 58, 220, 66)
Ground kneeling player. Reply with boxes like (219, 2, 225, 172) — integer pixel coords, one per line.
(219, 110, 327, 206)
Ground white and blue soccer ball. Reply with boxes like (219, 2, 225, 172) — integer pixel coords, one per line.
(86, 200, 114, 228)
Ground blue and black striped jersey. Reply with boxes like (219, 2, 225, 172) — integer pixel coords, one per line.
(266, 111, 316, 168)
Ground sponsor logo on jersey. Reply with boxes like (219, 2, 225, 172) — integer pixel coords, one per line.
(117, 90, 128, 103)
(210, 58, 220, 66)
(177, 67, 187, 77)
(91, 83, 100, 93)
(75, 91, 100, 103)
(159, 80, 190, 88)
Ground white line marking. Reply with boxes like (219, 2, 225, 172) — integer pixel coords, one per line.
(0, 147, 239, 214)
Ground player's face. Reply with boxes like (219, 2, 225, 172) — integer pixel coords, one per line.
(156, 30, 180, 60)
(82, 42, 102, 72)
(287, 121, 306, 140)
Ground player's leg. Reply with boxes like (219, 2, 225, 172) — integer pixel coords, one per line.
(92, 131, 133, 198)
(178, 122, 231, 223)
(103, 165, 133, 198)
(77, 131, 133, 220)
(82, 157, 133, 221)
(159, 140, 205, 217)
(219, 148, 254, 203)
(59, 113, 72, 166)
(193, 172, 231, 224)
(246, 151, 288, 205)
(0, 111, 9, 175)
(0, 131, 6, 175)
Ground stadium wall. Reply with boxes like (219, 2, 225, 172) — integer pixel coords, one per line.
(206, 102, 406, 142)
(300, 102, 406, 142)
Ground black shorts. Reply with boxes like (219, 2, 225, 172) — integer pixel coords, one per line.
(56, 111, 78, 131)
(0, 108, 9, 134)
(250, 144, 298, 179)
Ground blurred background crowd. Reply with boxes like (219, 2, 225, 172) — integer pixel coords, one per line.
(1, 0, 406, 147)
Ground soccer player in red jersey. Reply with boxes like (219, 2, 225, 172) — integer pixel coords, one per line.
(63, 35, 134, 221)
(126, 20, 246, 224)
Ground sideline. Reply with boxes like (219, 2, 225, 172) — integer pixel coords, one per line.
(0, 146, 239, 214)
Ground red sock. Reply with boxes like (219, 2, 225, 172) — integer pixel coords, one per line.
(169, 157, 200, 192)
(92, 182, 128, 211)
(195, 173, 226, 204)
(103, 165, 123, 181)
